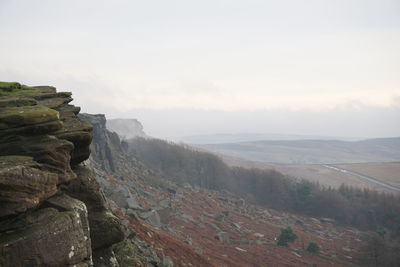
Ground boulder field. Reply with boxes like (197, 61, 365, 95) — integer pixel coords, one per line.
(0, 82, 124, 266)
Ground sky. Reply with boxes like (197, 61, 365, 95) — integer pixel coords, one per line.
(1, 0, 399, 139)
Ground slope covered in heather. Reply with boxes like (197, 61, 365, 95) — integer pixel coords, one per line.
(80, 113, 400, 266)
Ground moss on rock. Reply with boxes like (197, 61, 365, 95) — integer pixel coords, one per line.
(0, 105, 59, 130)
(0, 82, 40, 97)
(114, 240, 140, 267)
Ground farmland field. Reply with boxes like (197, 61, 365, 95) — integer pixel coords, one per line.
(221, 155, 400, 194)
(334, 162, 400, 188)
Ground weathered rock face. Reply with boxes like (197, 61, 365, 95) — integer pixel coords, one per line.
(0, 82, 124, 267)
(0, 207, 91, 266)
(0, 156, 58, 217)
(0, 135, 76, 183)
(65, 165, 108, 213)
(78, 114, 123, 174)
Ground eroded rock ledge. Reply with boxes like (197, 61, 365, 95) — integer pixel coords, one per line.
(0, 82, 124, 267)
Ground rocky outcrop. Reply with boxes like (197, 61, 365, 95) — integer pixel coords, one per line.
(0, 82, 123, 267)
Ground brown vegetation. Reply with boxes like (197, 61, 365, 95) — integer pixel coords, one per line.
(127, 137, 400, 232)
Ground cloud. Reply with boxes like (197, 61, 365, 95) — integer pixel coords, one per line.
(2, 68, 399, 113)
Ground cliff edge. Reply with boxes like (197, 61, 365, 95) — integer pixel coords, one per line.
(0, 82, 124, 267)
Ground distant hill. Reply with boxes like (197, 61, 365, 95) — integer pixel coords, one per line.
(178, 132, 362, 144)
(197, 137, 400, 164)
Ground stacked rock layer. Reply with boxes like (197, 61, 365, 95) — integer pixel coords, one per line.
(0, 82, 124, 267)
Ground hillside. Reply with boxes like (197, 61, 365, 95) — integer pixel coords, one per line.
(79, 116, 373, 266)
(83, 120, 400, 266)
(198, 138, 400, 164)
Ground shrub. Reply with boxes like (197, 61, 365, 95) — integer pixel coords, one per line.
(277, 227, 297, 246)
(306, 242, 320, 254)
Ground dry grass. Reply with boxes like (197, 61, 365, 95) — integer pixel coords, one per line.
(334, 162, 400, 187)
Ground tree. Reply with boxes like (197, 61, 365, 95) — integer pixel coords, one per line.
(358, 231, 400, 267)
(277, 227, 297, 247)
(306, 242, 320, 255)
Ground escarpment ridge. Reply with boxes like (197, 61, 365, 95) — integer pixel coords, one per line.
(0, 81, 124, 267)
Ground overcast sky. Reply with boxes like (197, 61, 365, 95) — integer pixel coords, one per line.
(1, 0, 399, 139)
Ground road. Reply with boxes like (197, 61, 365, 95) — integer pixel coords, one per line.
(322, 164, 400, 192)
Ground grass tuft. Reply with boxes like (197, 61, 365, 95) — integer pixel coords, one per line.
(0, 81, 38, 97)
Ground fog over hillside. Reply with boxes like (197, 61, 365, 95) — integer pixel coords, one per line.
(106, 118, 147, 140)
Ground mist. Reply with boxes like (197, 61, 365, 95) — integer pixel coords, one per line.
(99, 106, 398, 140)
(1, 0, 399, 141)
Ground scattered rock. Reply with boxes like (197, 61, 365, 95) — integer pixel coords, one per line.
(214, 213, 225, 222)
(127, 197, 142, 210)
(310, 218, 321, 224)
(233, 198, 245, 206)
(203, 212, 215, 219)
(221, 210, 229, 216)
(320, 217, 335, 224)
(231, 222, 241, 230)
(253, 233, 264, 238)
(215, 232, 230, 244)
(209, 223, 221, 232)
(140, 210, 162, 228)
(157, 207, 173, 225)
(158, 198, 171, 208)
(180, 213, 195, 223)
(162, 255, 174, 267)
(184, 236, 193, 245)
(235, 247, 247, 252)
